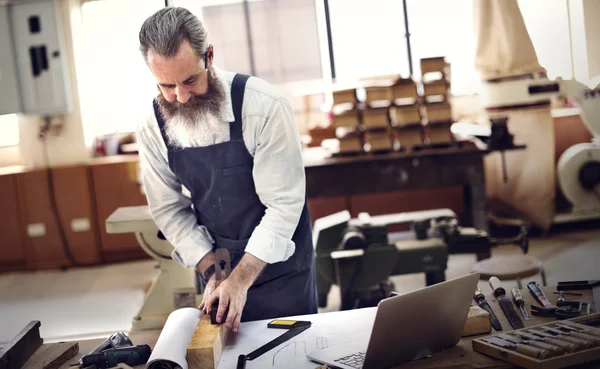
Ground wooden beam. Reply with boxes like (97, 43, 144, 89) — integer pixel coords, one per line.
(187, 315, 230, 369)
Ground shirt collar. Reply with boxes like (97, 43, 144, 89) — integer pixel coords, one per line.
(213, 65, 235, 123)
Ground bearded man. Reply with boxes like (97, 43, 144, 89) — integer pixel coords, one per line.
(136, 7, 317, 333)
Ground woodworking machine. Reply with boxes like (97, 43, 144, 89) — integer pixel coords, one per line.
(313, 209, 528, 310)
(481, 76, 600, 224)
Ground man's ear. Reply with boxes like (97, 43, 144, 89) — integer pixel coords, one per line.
(206, 44, 214, 70)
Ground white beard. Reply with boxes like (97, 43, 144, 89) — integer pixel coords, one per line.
(164, 109, 230, 149)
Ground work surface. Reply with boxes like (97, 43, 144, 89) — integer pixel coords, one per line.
(57, 285, 596, 369)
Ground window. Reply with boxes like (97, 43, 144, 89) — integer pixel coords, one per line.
(518, 0, 573, 81)
(0, 114, 19, 147)
(328, 0, 409, 83)
(77, 0, 164, 148)
(173, 0, 323, 84)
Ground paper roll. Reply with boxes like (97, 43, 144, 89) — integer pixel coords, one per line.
(146, 308, 202, 369)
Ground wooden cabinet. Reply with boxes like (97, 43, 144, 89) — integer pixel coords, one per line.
(89, 156, 149, 263)
(52, 165, 101, 265)
(17, 169, 71, 269)
(0, 169, 27, 272)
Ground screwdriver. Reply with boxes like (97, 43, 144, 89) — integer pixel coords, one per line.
(70, 345, 152, 368)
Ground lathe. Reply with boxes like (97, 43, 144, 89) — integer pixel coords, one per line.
(313, 208, 528, 310)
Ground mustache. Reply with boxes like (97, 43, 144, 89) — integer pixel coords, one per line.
(156, 68, 225, 122)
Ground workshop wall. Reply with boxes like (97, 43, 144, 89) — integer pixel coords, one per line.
(14, 0, 89, 169)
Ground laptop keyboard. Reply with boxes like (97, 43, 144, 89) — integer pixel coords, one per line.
(334, 351, 366, 368)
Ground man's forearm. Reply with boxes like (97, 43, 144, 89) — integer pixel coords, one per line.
(230, 253, 267, 289)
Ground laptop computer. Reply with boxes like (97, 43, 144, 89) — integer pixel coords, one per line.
(306, 273, 480, 369)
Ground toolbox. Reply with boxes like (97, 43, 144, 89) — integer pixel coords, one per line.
(472, 312, 600, 369)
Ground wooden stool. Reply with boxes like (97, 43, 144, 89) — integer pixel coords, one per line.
(471, 255, 547, 289)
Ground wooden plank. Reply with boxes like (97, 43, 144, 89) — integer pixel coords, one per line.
(22, 342, 79, 369)
(187, 314, 230, 369)
(0, 321, 43, 369)
(461, 306, 491, 337)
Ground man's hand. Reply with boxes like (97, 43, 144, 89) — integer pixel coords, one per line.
(204, 252, 266, 332)
(198, 274, 217, 311)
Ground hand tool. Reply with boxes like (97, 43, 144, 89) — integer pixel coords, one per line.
(0, 321, 43, 369)
(210, 248, 232, 325)
(557, 280, 600, 291)
(557, 321, 600, 337)
(521, 330, 577, 353)
(481, 336, 549, 359)
(529, 329, 585, 352)
(474, 286, 502, 331)
(553, 291, 582, 296)
(501, 333, 562, 356)
(489, 277, 524, 329)
(236, 320, 311, 369)
(511, 287, 530, 321)
(527, 281, 553, 308)
(540, 327, 594, 349)
(69, 345, 151, 369)
(552, 325, 600, 345)
(88, 332, 133, 355)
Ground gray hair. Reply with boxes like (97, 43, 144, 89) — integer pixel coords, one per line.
(139, 7, 208, 62)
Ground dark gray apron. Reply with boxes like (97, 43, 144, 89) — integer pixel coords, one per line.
(153, 74, 317, 322)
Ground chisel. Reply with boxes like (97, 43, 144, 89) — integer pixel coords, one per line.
(522, 330, 577, 353)
(530, 329, 585, 351)
(474, 286, 502, 331)
(557, 321, 600, 338)
(509, 332, 564, 356)
(511, 288, 530, 321)
(540, 327, 594, 349)
(489, 277, 524, 329)
(481, 336, 550, 359)
(551, 325, 600, 345)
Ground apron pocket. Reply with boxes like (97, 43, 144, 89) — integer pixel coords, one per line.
(222, 165, 252, 176)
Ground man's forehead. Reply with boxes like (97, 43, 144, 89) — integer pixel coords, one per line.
(147, 40, 199, 67)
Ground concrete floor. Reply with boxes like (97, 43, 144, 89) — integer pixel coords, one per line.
(0, 226, 598, 344)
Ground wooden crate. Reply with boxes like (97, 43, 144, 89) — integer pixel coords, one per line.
(397, 124, 423, 150)
(472, 313, 600, 369)
(423, 78, 449, 97)
(420, 57, 448, 75)
(392, 79, 419, 100)
(365, 85, 393, 104)
(333, 88, 357, 106)
(338, 136, 364, 154)
(367, 131, 393, 152)
(425, 122, 453, 145)
(423, 100, 452, 123)
(363, 106, 390, 129)
(332, 109, 360, 128)
(393, 104, 421, 126)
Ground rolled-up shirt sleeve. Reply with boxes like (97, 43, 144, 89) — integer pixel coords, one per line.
(137, 122, 214, 268)
(245, 97, 305, 264)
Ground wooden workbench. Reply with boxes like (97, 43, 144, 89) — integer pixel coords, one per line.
(303, 146, 492, 244)
(54, 285, 596, 369)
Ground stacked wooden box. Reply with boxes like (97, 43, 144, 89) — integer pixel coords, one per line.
(331, 88, 363, 154)
(420, 57, 454, 146)
(363, 83, 395, 153)
(391, 77, 423, 151)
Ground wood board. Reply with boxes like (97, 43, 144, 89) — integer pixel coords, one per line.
(187, 314, 230, 369)
(22, 342, 79, 369)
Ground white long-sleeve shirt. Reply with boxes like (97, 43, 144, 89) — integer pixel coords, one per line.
(136, 67, 305, 269)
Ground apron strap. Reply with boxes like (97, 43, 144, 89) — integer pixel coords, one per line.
(152, 99, 173, 150)
(230, 74, 251, 141)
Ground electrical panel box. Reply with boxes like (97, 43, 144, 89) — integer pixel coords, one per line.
(0, 5, 23, 115)
(2, 0, 72, 115)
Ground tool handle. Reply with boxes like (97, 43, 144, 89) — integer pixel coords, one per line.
(527, 340, 564, 356)
(511, 288, 524, 304)
(545, 338, 577, 353)
(515, 344, 550, 360)
(489, 277, 505, 296)
(474, 286, 484, 301)
(236, 355, 247, 369)
(527, 282, 552, 307)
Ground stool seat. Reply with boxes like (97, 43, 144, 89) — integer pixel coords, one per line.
(471, 255, 543, 281)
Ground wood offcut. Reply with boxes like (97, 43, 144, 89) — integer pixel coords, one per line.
(187, 314, 230, 369)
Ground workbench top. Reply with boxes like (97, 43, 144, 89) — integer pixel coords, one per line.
(55, 285, 596, 369)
